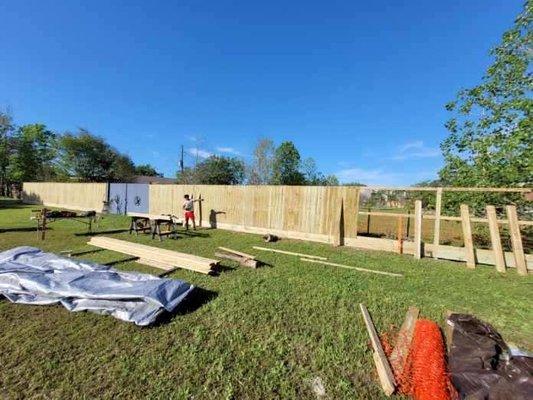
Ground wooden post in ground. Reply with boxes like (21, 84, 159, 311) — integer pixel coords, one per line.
(396, 216, 403, 254)
(460, 204, 476, 269)
(413, 200, 422, 259)
(198, 194, 203, 227)
(432, 188, 442, 258)
(486, 205, 505, 273)
(506, 205, 527, 275)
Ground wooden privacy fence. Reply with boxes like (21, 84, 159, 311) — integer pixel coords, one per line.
(20, 182, 532, 274)
(149, 184, 360, 244)
(22, 182, 108, 212)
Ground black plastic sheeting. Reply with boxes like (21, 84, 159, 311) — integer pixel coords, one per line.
(446, 313, 533, 399)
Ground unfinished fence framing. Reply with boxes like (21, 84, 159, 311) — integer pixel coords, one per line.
(21, 182, 532, 274)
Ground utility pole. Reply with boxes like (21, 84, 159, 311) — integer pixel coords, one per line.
(180, 145, 184, 174)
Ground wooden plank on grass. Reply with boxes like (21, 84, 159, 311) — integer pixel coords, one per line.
(506, 205, 527, 275)
(88, 236, 217, 274)
(486, 205, 505, 273)
(300, 258, 403, 277)
(413, 200, 422, 259)
(359, 304, 396, 396)
(389, 306, 419, 376)
(252, 246, 327, 260)
(460, 204, 476, 269)
(215, 247, 259, 268)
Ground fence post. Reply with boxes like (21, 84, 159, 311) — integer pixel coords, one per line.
(198, 193, 203, 227)
(397, 216, 404, 254)
(413, 200, 422, 259)
(460, 204, 476, 269)
(506, 205, 527, 275)
(432, 188, 442, 258)
(486, 205, 505, 273)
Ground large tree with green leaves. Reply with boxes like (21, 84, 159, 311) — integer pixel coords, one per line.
(271, 141, 305, 185)
(0, 111, 15, 195)
(8, 124, 57, 183)
(134, 164, 162, 177)
(59, 129, 136, 182)
(178, 155, 245, 184)
(440, 3, 532, 188)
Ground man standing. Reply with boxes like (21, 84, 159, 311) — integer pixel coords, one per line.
(182, 194, 197, 230)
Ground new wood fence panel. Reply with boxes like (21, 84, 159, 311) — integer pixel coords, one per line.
(22, 182, 108, 212)
(147, 184, 361, 241)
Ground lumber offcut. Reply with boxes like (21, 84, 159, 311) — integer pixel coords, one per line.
(300, 258, 403, 277)
(88, 236, 218, 275)
(252, 246, 327, 260)
(215, 247, 259, 268)
(389, 306, 419, 376)
(359, 304, 396, 396)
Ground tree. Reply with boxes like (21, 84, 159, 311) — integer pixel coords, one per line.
(440, 3, 532, 189)
(59, 129, 136, 182)
(178, 155, 245, 184)
(301, 157, 339, 185)
(8, 124, 57, 183)
(248, 138, 275, 184)
(0, 110, 15, 195)
(271, 141, 305, 185)
(134, 164, 162, 177)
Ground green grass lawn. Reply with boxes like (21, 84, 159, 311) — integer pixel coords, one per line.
(0, 199, 531, 399)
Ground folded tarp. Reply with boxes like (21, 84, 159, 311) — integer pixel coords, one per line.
(0, 246, 194, 326)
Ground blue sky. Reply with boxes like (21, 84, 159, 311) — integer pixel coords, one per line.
(0, 0, 524, 184)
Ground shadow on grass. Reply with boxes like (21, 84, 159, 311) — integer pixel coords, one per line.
(75, 229, 130, 237)
(152, 287, 218, 326)
(104, 256, 140, 266)
(0, 199, 26, 209)
(178, 230, 211, 238)
(0, 226, 42, 233)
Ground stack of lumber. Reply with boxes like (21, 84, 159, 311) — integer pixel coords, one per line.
(88, 236, 218, 275)
(215, 247, 259, 268)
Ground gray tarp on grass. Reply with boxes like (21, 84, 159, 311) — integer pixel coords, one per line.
(0, 246, 194, 326)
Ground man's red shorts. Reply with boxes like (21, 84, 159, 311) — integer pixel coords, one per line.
(184, 211, 195, 221)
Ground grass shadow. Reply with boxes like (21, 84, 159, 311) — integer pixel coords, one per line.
(0, 226, 43, 233)
(151, 287, 218, 326)
(178, 230, 211, 238)
(0, 199, 26, 209)
(104, 256, 140, 266)
(75, 229, 129, 237)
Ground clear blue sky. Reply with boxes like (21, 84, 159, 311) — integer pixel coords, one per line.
(0, 0, 524, 184)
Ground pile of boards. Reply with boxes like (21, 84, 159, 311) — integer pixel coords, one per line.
(88, 236, 218, 275)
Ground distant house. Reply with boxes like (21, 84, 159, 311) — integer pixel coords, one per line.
(130, 175, 176, 184)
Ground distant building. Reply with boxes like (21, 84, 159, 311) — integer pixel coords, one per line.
(130, 175, 176, 184)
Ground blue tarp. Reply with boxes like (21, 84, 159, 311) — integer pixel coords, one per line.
(0, 246, 194, 326)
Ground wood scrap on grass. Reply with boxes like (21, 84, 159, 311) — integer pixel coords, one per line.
(359, 304, 397, 396)
(300, 258, 403, 277)
(389, 306, 419, 376)
(215, 247, 260, 268)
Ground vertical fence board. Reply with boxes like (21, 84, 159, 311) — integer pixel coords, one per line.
(460, 204, 476, 269)
(486, 205, 505, 273)
(506, 205, 527, 276)
(433, 188, 443, 258)
(413, 200, 423, 259)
